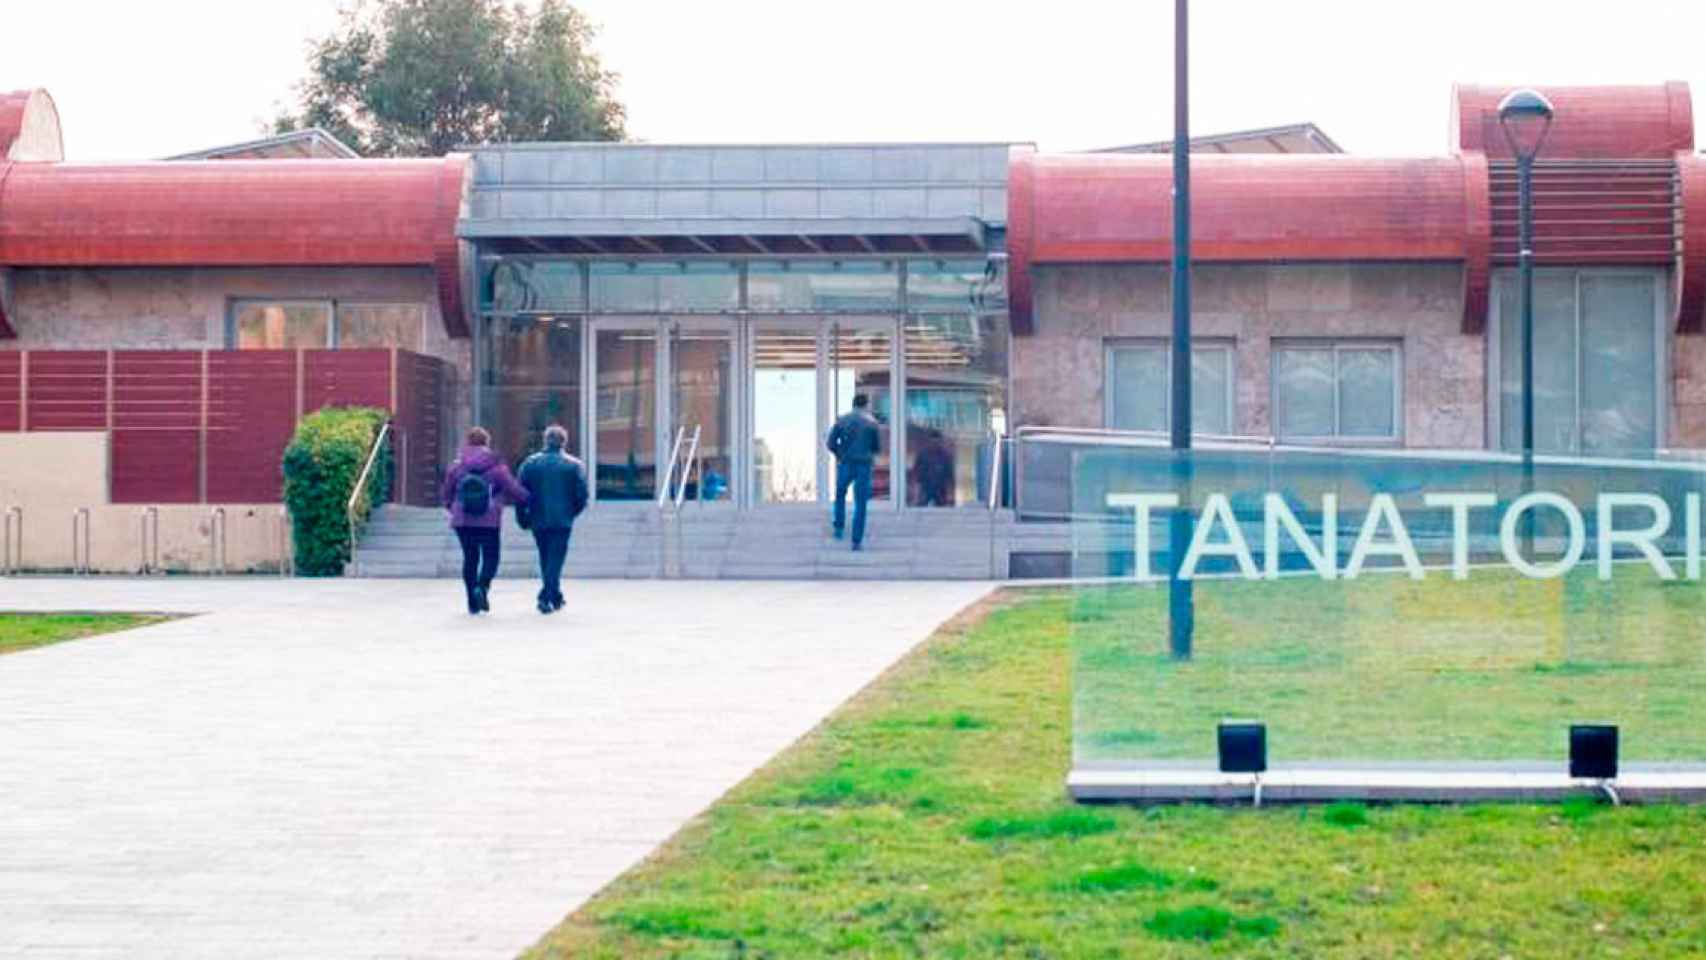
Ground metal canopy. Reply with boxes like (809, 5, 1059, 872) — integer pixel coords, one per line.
(460, 142, 1011, 258)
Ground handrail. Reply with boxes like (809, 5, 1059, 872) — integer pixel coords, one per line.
(346, 420, 393, 563)
(673, 425, 702, 509)
(139, 506, 160, 575)
(2, 505, 21, 575)
(987, 430, 1006, 511)
(657, 426, 687, 508)
(71, 507, 91, 575)
(208, 506, 228, 576)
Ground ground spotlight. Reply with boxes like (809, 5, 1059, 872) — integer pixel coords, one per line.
(1218, 721, 1267, 807)
(1570, 724, 1620, 805)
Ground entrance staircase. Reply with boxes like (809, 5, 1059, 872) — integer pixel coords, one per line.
(349, 503, 1057, 580)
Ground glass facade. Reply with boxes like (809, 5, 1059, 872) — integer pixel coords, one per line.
(475, 256, 1009, 509)
(1497, 270, 1660, 456)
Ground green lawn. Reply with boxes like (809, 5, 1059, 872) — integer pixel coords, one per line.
(0, 612, 169, 656)
(1075, 568, 1706, 764)
(528, 589, 1706, 958)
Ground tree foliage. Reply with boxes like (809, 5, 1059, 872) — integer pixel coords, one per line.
(276, 0, 624, 157)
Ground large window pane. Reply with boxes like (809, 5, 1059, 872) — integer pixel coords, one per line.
(487, 259, 585, 313)
(233, 302, 330, 349)
(478, 316, 582, 465)
(336, 304, 425, 351)
(1191, 347, 1232, 436)
(906, 259, 1007, 312)
(1108, 345, 1168, 432)
(1580, 275, 1657, 455)
(904, 313, 1008, 507)
(747, 261, 900, 312)
(1499, 273, 1579, 453)
(752, 327, 820, 503)
(1337, 348, 1396, 438)
(1275, 347, 1335, 438)
(590, 262, 739, 312)
(671, 325, 734, 502)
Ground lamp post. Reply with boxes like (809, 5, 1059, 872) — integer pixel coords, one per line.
(1497, 89, 1554, 556)
(1168, 0, 1193, 659)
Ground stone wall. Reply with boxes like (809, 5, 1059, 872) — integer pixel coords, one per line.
(1016, 263, 1485, 449)
(1674, 333, 1706, 450)
(0, 265, 472, 437)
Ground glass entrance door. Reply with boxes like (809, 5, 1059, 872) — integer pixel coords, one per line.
(669, 318, 736, 504)
(592, 321, 660, 501)
(829, 318, 897, 505)
(750, 322, 823, 504)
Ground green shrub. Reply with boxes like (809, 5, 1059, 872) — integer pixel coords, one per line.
(282, 407, 392, 576)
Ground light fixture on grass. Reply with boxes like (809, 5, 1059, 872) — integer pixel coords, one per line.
(1570, 723, 1620, 805)
(1218, 720, 1267, 807)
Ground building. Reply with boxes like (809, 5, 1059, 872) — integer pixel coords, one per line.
(1, 81, 1703, 574)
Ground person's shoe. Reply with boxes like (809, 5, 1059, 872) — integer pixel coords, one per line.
(466, 592, 480, 615)
(832, 526, 844, 540)
(550, 597, 565, 612)
(475, 586, 491, 613)
(851, 541, 863, 552)
(537, 598, 552, 615)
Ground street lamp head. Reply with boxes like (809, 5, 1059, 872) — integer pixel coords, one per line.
(1497, 88, 1556, 162)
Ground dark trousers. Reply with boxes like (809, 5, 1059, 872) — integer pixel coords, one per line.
(832, 459, 873, 546)
(454, 526, 500, 600)
(532, 528, 571, 604)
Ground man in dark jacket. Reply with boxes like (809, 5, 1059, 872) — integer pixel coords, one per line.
(517, 424, 589, 614)
(826, 393, 882, 551)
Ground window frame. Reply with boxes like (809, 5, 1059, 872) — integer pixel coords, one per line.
(1270, 339, 1403, 444)
(1485, 267, 1668, 455)
(1102, 337, 1237, 437)
(226, 298, 428, 351)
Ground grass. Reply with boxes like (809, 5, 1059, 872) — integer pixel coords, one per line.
(1075, 567, 1706, 763)
(0, 612, 169, 656)
(527, 589, 1706, 958)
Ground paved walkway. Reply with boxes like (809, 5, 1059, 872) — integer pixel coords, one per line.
(0, 577, 991, 960)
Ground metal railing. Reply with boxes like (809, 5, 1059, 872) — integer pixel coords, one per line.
(70, 507, 92, 575)
(656, 424, 704, 511)
(208, 507, 228, 575)
(987, 430, 1008, 511)
(346, 420, 393, 565)
(2, 506, 21, 575)
(139, 506, 160, 575)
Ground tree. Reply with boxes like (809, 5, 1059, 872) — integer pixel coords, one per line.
(275, 0, 624, 157)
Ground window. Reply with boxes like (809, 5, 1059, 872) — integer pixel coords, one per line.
(335, 304, 425, 351)
(589, 261, 739, 312)
(1494, 270, 1661, 456)
(1272, 342, 1400, 442)
(231, 300, 426, 351)
(232, 302, 331, 349)
(1105, 341, 1234, 436)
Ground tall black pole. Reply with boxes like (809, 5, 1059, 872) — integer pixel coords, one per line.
(1518, 151, 1536, 555)
(1167, 0, 1194, 659)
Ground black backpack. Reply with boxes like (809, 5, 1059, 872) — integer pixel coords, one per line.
(457, 466, 494, 515)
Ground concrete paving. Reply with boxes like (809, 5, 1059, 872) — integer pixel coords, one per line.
(0, 576, 992, 960)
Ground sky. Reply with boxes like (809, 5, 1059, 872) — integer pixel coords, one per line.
(8, 0, 1706, 161)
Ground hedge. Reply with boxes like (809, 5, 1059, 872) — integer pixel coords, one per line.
(282, 407, 392, 576)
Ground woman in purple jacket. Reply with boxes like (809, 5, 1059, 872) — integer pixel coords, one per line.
(440, 427, 529, 614)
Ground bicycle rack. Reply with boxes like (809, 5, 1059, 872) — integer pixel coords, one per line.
(71, 507, 92, 575)
(2, 506, 20, 575)
(208, 506, 228, 576)
(139, 506, 161, 575)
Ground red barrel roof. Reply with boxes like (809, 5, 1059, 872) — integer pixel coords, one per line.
(0, 155, 471, 335)
(1453, 83, 1692, 160)
(1007, 151, 1486, 332)
(0, 89, 63, 162)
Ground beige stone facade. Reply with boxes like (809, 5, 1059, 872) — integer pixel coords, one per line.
(1016, 261, 1705, 452)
